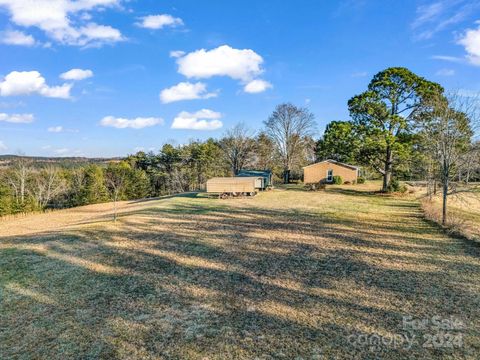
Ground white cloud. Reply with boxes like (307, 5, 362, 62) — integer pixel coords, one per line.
(100, 116, 164, 129)
(0, 0, 124, 47)
(0, 112, 34, 123)
(137, 14, 183, 29)
(431, 55, 464, 63)
(48, 126, 63, 132)
(0, 29, 35, 46)
(160, 82, 217, 103)
(0, 141, 7, 150)
(458, 23, 480, 65)
(411, 1, 480, 40)
(243, 79, 272, 93)
(176, 45, 264, 82)
(60, 68, 93, 81)
(78, 23, 123, 47)
(171, 109, 223, 130)
(170, 50, 185, 58)
(0, 71, 72, 99)
(435, 68, 455, 76)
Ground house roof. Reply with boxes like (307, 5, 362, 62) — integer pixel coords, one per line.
(303, 159, 359, 171)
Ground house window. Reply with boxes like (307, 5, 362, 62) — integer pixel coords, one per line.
(327, 169, 333, 182)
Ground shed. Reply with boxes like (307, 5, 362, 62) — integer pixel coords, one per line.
(236, 170, 273, 189)
(206, 177, 262, 194)
(303, 160, 359, 184)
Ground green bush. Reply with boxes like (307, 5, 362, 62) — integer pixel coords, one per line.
(387, 178, 407, 193)
(332, 175, 343, 185)
(357, 176, 365, 184)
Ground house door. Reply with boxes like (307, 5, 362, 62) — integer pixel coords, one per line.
(327, 169, 333, 182)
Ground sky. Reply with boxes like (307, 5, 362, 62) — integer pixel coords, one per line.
(0, 0, 479, 157)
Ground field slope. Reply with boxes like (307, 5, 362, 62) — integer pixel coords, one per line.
(1, 184, 479, 359)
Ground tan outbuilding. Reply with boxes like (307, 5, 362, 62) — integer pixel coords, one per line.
(206, 177, 262, 196)
(303, 159, 359, 184)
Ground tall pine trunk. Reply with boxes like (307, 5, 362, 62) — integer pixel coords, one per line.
(382, 146, 392, 192)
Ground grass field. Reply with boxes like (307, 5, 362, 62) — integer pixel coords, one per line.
(420, 185, 480, 242)
(1, 183, 479, 359)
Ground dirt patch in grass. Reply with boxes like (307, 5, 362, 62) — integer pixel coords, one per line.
(1, 184, 479, 359)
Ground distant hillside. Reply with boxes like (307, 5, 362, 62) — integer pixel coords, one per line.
(0, 154, 121, 168)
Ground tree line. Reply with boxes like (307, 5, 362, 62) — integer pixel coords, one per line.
(1, 67, 478, 225)
(0, 106, 316, 216)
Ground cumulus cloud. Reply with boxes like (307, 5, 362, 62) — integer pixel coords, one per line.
(243, 79, 272, 93)
(0, 140, 7, 151)
(171, 109, 223, 130)
(0, 29, 35, 46)
(48, 126, 63, 132)
(137, 14, 183, 29)
(176, 45, 264, 82)
(0, 112, 34, 123)
(0, 71, 72, 99)
(0, 0, 124, 47)
(60, 68, 93, 81)
(160, 82, 217, 103)
(458, 22, 480, 65)
(100, 116, 164, 129)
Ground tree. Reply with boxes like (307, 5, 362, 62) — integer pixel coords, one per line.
(219, 124, 255, 175)
(416, 91, 475, 225)
(458, 141, 480, 183)
(5, 157, 32, 207)
(0, 175, 13, 216)
(264, 103, 316, 183)
(30, 166, 67, 209)
(253, 132, 278, 171)
(315, 121, 359, 163)
(348, 67, 443, 192)
(79, 165, 108, 205)
(104, 162, 130, 222)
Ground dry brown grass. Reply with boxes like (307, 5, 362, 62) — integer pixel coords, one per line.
(1, 183, 479, 359)
(420, 188, 480, 243)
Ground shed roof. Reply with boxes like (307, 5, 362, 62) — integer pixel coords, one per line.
(303, 159, 359, 171)
(236, 169, 272, 177)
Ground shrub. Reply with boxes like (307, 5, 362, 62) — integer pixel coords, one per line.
(387, 178, 407, 193)
(332, 175, 343, 185)
(357, 177, 365, 184)
(305, 182, 326, 191)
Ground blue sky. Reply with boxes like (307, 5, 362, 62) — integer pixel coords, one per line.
(0, 0, 479, 157)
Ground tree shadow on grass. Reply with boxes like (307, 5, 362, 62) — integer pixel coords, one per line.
(1, 196, 479, 359)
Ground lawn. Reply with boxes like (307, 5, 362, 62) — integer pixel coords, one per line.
(1, 183, 479, 359)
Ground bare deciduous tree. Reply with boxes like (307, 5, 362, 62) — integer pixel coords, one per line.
(219, 123, 255, 175)
(264, 103, 316, 183)
(417, 91, 477, 225)
(105, 162, 129, 222)
(30, 166, 67, 208)
(6, 157, 32, 205)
